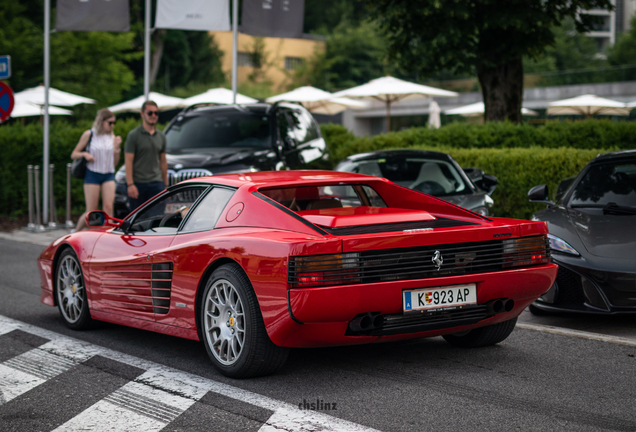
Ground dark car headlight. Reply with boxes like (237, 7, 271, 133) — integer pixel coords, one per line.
(547, 234, 580, 256)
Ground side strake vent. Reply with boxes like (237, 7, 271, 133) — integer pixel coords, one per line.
(151, 262, 173, 314)
(288, 236, 549, 288)
(99, 262, 174, 314)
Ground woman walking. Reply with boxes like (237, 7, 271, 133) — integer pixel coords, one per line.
(70, 108, 122, 231)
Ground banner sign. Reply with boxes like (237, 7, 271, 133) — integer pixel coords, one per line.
(56, 0, 130, 32)
(155, 0, 230, 31)
(0, 56, 11, 80)
(241, 0, 305, 39)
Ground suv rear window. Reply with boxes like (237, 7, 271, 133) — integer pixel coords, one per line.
(166, 112, 272, 150)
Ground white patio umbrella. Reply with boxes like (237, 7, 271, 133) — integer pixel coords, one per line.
(445, 102, 538, 117)
(182, 88, 258, 106)
(266, 86, 367, 115)
(547, 94, 630, 117)
(332, 76, 458, 131)
(626, 100, 636, 108)
(14, 84, 96, 106)
(427, 100, 441, 129)
(108, 92, 186, 113)
(10, 102, 73, 117)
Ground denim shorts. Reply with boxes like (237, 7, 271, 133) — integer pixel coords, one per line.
(84, 169, 115, 185)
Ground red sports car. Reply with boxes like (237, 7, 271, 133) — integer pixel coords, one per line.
(38, 171, 557, 378)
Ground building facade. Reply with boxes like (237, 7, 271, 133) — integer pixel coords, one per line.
(209, 31, 325, 92)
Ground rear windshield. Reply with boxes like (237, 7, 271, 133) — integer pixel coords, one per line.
(166, 112, 272, 151)
(570, 160, 636, 208)
(260, 185, 387, 211)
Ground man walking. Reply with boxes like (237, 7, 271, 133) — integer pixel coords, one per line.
(124, 100, 168, 212)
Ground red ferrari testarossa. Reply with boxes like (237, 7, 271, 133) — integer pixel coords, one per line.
(38, 171, 557, 378)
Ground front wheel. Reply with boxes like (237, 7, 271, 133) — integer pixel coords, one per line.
(55, 248, 93, 330)
(443, 317, 517, 348)
(201, 264, 289, 378)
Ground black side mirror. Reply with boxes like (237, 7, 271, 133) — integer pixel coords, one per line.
(528, 184, 555, 205)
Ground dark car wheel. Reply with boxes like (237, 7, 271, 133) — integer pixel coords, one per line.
(201, 264, 289, 378)
(443, 317, 517, 348)
(55, 248, 93, 330)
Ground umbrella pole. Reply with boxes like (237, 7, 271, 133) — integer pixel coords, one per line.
(386, 100, 391, 133)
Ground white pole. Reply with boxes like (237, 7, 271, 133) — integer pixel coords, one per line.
(43, 0, 51, 224)
(232, 0, 238, 104)
(144, 0, 151, 99)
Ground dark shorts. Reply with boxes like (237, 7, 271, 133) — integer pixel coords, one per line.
(84, 169, 115, 185)
(128, 181, 166, 213)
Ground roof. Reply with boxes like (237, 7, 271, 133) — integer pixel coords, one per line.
(181, 102, 306, 116)
(591, 149, 636, 164)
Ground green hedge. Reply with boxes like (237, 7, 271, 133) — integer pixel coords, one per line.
(0, 118, 143, 218)
(320, 122, 621, 220)
(321, 120, 635, 163)
(443, 147, 599, 220)
(1, 120, 632, 220)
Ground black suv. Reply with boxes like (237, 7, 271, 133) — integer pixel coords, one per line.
(114, 103, 327, 218)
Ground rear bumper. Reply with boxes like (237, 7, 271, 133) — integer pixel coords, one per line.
(280, 265, 557, 347)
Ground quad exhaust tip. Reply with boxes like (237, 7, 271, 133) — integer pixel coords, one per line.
(487, 298, 515, 315)
(349, 312, 384, 332)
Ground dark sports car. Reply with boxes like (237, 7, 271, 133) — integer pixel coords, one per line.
(334, 149, 498, 215)
(528, 150, 636, 314)
(39, 171, 557, 378)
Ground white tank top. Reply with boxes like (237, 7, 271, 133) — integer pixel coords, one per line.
(86, 129, 115, 174)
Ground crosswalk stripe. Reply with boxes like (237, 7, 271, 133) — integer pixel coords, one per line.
(0, 364, 45, 405)
(0, 314, 381, 432)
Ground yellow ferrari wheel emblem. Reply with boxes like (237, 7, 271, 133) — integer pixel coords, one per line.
(228, 317, 235, 327)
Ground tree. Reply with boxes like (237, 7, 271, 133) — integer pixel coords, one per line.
(51, 32, 138, 106)
(288, 20, 390, 91)
(0, 0, 44, 92)
(608, 15, 636, 66)
(364, 0, 613, 122)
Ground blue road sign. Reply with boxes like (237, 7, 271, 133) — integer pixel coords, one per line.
(0, 56, 11, 79)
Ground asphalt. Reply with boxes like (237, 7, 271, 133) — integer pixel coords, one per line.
(2, 226, 635, 343)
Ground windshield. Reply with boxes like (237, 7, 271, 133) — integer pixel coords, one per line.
(341, 157, 468, 197)
(166, 112, 272, 151)
(570, 160, 636, 208)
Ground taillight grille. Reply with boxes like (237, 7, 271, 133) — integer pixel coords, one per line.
(288, 236, 550, 288)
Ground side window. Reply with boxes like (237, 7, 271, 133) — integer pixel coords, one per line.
(181, 187, 235, 233)
(277, 111, 295, 144)
(127, 186, 208, 234)
(287, 110, 319, 144)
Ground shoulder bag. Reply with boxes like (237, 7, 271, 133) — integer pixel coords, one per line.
(71, 130, 93, 179)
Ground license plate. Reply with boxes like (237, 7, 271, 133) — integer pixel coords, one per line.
(403, 284, 477, 312)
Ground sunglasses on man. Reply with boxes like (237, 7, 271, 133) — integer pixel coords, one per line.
(145, 110, 159, 116)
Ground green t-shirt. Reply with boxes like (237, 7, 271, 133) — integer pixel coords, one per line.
(124, 125, 167, 184)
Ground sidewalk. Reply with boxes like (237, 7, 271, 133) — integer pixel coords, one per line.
(0, 227, 73, 247)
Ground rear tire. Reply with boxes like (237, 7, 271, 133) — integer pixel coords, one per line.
(55, 248, 93, 330)
(201, 264, 289, 378)
(443, 317, 517, 348)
